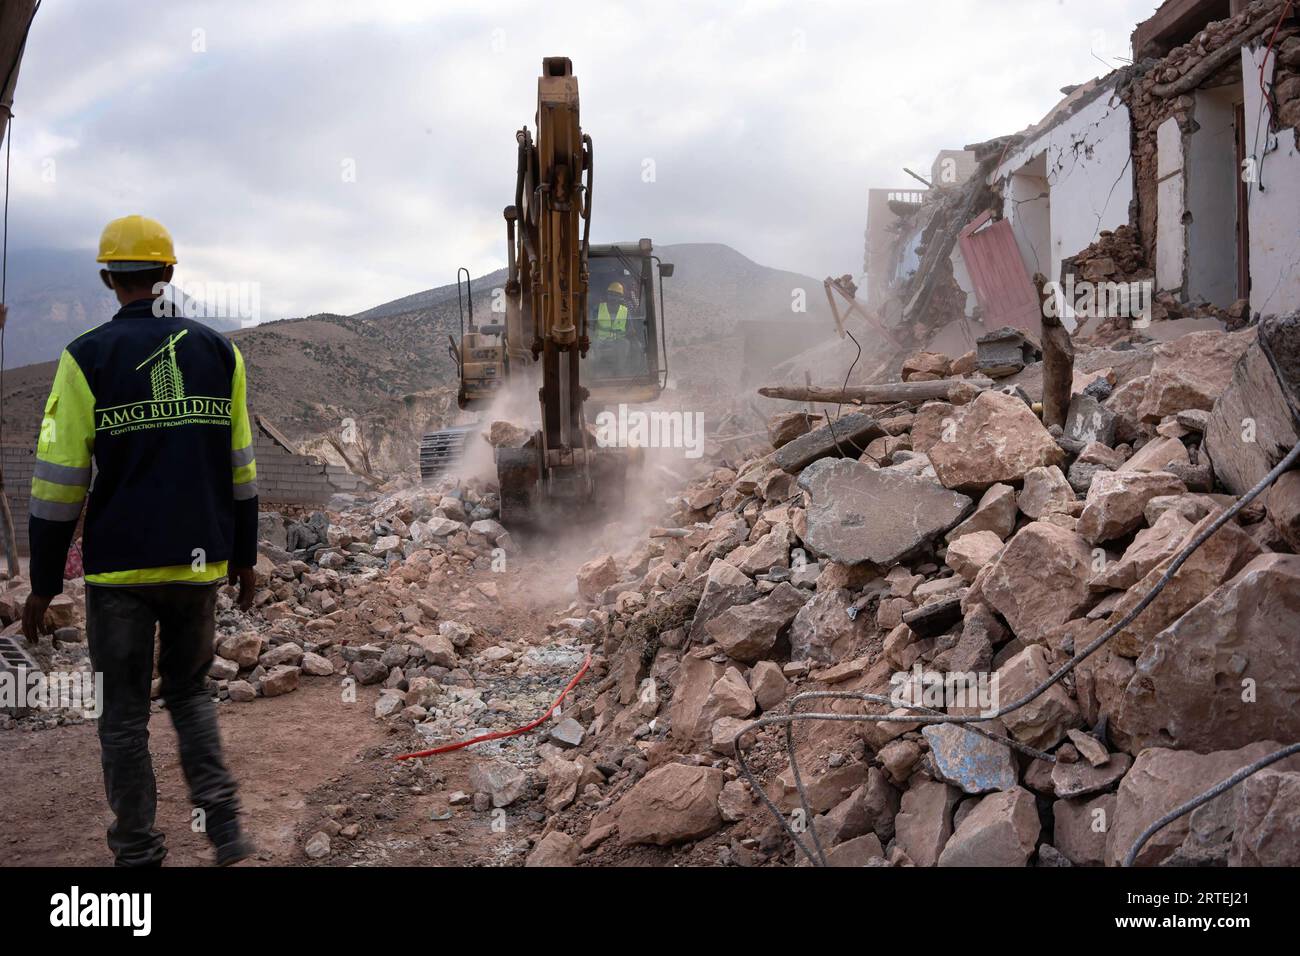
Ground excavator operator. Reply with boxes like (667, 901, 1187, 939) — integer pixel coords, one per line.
(594, 280, 629, 341)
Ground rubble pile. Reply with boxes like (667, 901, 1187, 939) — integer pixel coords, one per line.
(525, 317, 1300, 867)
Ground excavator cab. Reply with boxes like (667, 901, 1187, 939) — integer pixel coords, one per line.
(450, 266, 507, 410)
(585, 241, 671, 406)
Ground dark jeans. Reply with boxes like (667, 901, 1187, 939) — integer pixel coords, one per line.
(86, 582, 242, 866)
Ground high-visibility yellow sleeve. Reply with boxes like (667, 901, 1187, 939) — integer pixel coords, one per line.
(231, 345, 257, 495)
(31, 350, 95, 521)
(29, 350, 95, 595)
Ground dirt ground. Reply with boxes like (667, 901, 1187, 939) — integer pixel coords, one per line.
(0, 557, 578, 868)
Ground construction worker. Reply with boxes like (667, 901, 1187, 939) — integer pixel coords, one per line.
(595, 280, 629, 341)
(22, 215, 258, 867)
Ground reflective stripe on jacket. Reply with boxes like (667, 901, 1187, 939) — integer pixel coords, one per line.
(28, 297, 259, 595)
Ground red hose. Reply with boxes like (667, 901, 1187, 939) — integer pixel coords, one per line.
(394, 652, 592, 760)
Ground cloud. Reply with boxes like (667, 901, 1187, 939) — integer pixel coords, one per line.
(8, 0, 1154, 319)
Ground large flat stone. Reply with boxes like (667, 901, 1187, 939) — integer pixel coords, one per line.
(615, 763, 724, 846)
(797, 458, 972, 567)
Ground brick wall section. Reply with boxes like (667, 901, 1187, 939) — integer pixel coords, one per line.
(254, 434, 363, 506)
(1, 444, 35, 554)
(0, 437, 361, 555)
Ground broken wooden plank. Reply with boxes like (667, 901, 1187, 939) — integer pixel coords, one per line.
(758, 377, 993, 407)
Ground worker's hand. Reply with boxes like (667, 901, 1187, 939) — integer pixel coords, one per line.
(228, 565, 256, 611)
(22, 593, 53, 644)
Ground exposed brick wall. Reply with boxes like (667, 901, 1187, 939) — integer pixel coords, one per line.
(1, 444, 35, 554)
(254, 434, 362, 506)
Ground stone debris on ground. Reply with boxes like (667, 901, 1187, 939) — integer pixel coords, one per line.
(479, 317, 1300, 868)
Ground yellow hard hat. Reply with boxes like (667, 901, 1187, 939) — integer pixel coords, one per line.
(96, 215, 177, 267)
(607, 281, 624, 296)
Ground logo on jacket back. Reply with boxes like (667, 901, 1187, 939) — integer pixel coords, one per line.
(96, 329, 231, 436)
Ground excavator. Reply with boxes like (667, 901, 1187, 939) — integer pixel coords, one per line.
(421, 57, 673, 524)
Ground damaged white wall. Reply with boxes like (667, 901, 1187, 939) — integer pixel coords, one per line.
(993, 88, 1135, 290)
(1242, 43, 1300, 317)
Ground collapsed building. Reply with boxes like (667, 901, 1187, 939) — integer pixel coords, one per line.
(862, 0, 1300, 351)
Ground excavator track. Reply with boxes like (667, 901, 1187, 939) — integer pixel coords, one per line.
(419, 426, 478, 483)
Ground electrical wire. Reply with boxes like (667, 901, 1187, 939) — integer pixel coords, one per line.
(392, 651, 592, 760)
(737, 437, 1300, 867)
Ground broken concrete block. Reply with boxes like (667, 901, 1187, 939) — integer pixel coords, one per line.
(945, 530, 1004, 582)
(995, 644, 1082, 750)
(1229, 769, 1300, 867)
(1052, 793, 1114, 867)
(576, 554, 619, 602)
(748, 660, 788, 711)
(797, 458, 972, 566)
(668, 650, 726, 747)
(1118, 436, 1189, 474)
(903, 350, 953, 380)
(1138, 328, 1256, 421)
(976, 326, 1039, 378)
(1017, 465, 1076, 519)
(261, 665, 300, 697)
(525, 830, 579, 867)
(704, 582, 808, 663)
(945, 483, 1017, 542)
(469, 760, 530, 808)
(789, 587, 869, 665)
(982, 522, 1094, 645)
(767, 410, 819, 449)
(1051, 752, 1131, 799)
(1088, 507, 1192, 592)
(894, 778, 961, 867)
(1205, 317, 1300, 496)
(768, 761, 869, 815)
(938, 787, 1040, 866)
(1063, 392, 1118, 447)
(1108, 510, 1260, 659)
(1266, 470, 1300, 551)
(922, 723, 1018, 794)
(689, 559, 759, 641)
(929, 390, 1065, 493)
(1077, 470, 1187, 545)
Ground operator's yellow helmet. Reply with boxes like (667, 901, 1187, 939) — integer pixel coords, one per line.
(606, 281, 625, 296)
(96, 215, 177, 269)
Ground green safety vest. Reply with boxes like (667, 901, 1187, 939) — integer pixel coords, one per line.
(596, 302, 628, 340)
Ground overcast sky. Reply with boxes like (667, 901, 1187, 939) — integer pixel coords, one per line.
(9, 0, 1158, 320)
